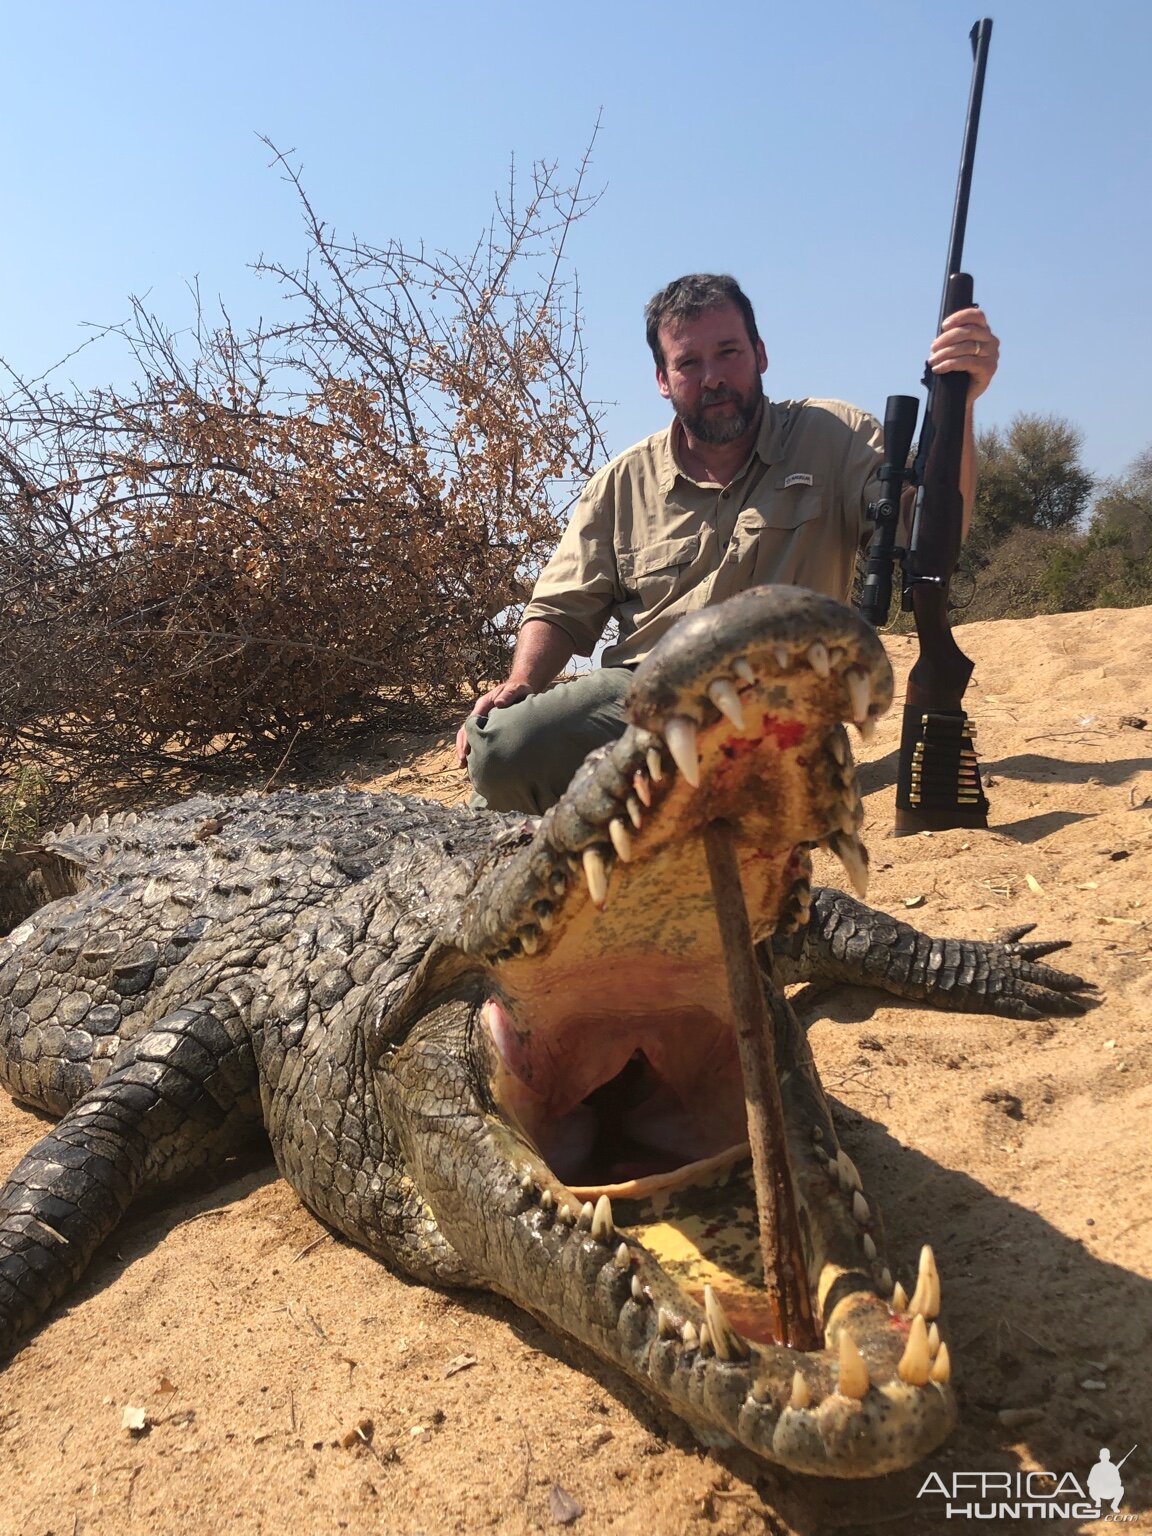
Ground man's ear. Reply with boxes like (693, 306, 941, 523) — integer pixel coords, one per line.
(756, 339, 768, 373)
(655, 366, 672, 401)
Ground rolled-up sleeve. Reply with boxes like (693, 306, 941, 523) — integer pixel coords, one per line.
(521, 466, 621, 656)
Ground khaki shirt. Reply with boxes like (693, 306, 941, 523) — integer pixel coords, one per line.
(523, 397, 883, 666)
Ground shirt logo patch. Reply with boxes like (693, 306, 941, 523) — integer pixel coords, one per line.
(784, 473, 814, 488)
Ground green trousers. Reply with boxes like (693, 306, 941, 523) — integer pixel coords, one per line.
(464, 667, 635, 814)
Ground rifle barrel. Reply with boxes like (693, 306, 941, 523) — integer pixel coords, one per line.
(940, 18, 993, 328)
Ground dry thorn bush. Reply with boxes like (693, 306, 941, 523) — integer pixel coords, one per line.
(0, 134, 604, 795)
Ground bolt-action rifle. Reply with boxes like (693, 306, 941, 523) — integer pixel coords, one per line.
(858, 18, 993, 834)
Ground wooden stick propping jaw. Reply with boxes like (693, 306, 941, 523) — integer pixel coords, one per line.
(703, 820, 821, 1351)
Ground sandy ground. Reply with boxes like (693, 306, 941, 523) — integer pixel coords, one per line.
(1, 605, 1151, 1536)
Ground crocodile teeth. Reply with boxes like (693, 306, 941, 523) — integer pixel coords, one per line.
(703, 1285, 749, 1362)
(789, 1370, 811, 1410)
(591, 1195, 615, 1244)
(519, 927, 540, 955)
(828, 729, 849, 767)
(852, 1191, 871, 1226)
(908, 1244, 941, 1320)
(608, 819, 633, 863)
(707, 677, 745, 730)
(892, 1281, 909, 1313)
(898, 1313, 932, 1386)
(550, 870, 567, 897)
(645, 748, 664, 783)
(558, 1203, 573, 1225)
(806, 641, 831, 678)
(680, 1321, 699, 1350)
(582, 847, 610, 909)
(830, 831, 869, 899)
(576, 1201, 594, 1230)
(863, 1233, 878, 1262)
(614, 1242, 630, 1268)
(533, 902, 554, 932)
(879, 1267, 893, 1295)
(658, 1308, 679, 1339)
(930, 1341, 952, 1383)
(663, 716, 700, 786)
(632, 772, 652, 808)
(518, 1171, 534, 1193)
(625, 793, 644, 829)
(773, 645, 791, 670)
(732, 657, 756, 685)
(698, 1325, 713, 1357)
(928, 1322, 941, 1357)
(540, 1189, 554, 1213)
(838, 1333, 870, 1399)
(856, 716, 877, 745)
(845, 667, 872, 724)
(837, 1149, 862, 1193)
(630, 1273, 647, 1304)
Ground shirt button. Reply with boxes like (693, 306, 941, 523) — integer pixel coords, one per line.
(721, 490, 730, 499)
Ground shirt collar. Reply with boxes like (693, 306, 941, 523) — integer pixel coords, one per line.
(657, 401, 784, 493)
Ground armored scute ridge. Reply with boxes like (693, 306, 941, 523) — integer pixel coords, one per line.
(0, 586, 1091, 1477)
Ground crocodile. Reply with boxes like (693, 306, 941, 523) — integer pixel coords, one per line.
(0, 586, 1090, 1478)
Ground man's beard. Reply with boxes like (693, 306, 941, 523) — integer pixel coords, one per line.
(673, 375, 763, 445)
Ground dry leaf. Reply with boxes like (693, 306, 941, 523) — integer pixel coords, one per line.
(444, 1353, 477, 1378)
(549, 1484, 584, 1525)
(1025, 873, 1044, 894)
(902, 894, 926, 909)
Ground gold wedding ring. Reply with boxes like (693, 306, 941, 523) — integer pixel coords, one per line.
(974, 340, 982, 356)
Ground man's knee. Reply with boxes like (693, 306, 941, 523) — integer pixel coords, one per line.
(465, 705, 542, 811)
(464, 671, 632, 815)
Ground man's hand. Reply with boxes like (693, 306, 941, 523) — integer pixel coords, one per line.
(455, 681, 534, 766)
(929, 306, 999, 402)
(455, 618, 576, 769)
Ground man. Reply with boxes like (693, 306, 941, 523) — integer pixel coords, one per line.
(456, 273, 998, 813)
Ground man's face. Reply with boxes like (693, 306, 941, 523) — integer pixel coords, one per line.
(655, 301, 768, 445)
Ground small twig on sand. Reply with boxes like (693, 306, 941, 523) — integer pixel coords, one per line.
(293, 1232, 331, 1262)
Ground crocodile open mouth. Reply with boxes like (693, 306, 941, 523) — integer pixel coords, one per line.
(453, 587, 955, 1475)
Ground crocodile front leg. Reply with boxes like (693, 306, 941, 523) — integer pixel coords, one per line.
(774, 888, 1094, 1018)
(0, 994, 262, 1354)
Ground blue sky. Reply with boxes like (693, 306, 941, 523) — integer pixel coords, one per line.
(5, 0, 1149, 485)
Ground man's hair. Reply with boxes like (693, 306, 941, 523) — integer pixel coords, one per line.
(644, 274, 761, 370)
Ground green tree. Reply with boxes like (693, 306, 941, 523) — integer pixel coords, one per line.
(971, 413, 1095, 550)
(1088, 445, 1152, 559)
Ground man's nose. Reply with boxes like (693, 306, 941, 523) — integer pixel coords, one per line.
(701, 356, 729, 389)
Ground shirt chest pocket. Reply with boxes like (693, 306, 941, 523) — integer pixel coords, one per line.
(747, 477, 828, 531)
(616, 532, 700, 607)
